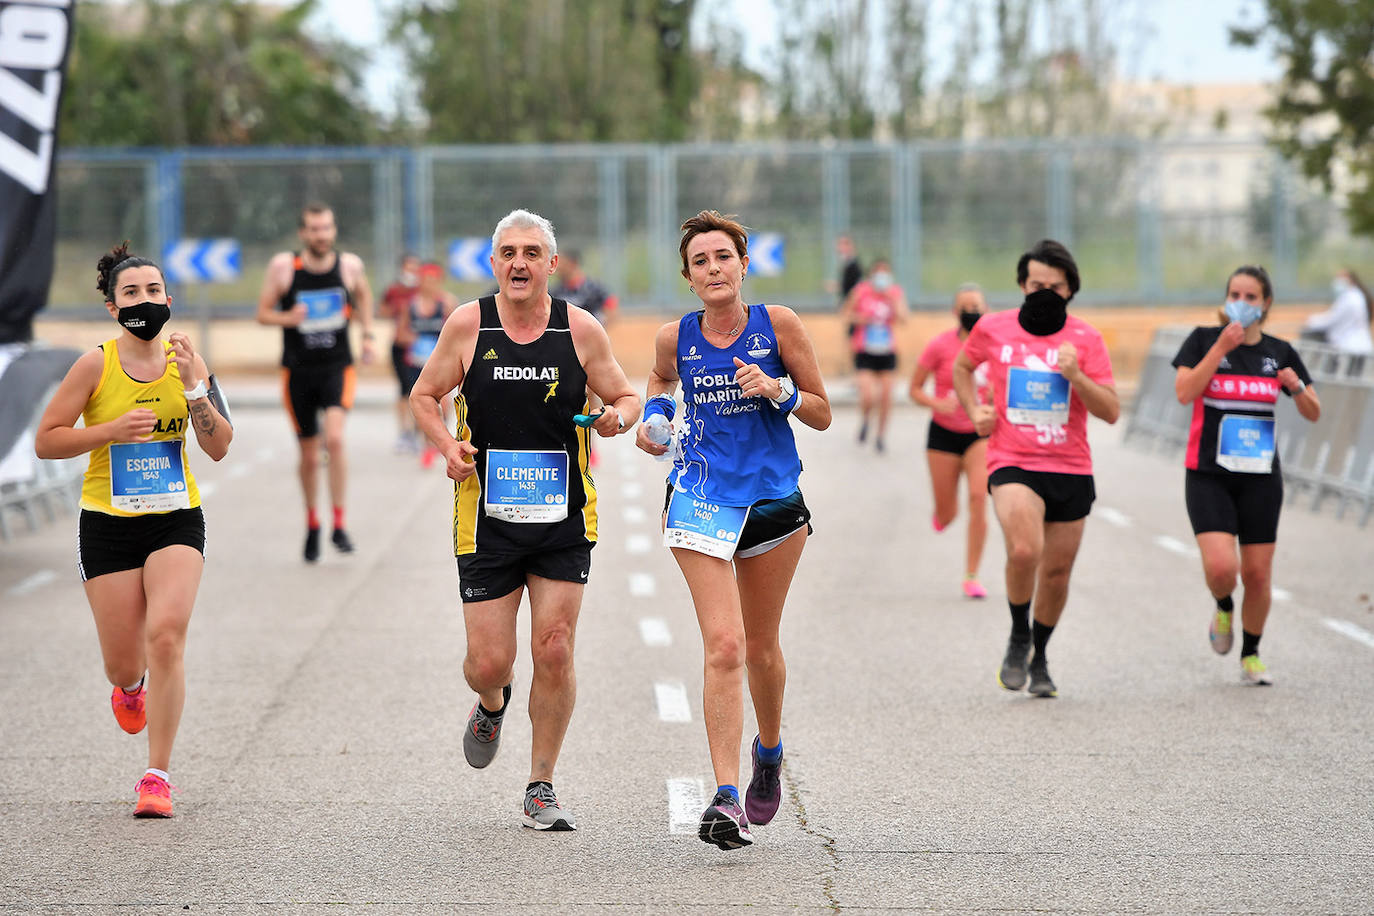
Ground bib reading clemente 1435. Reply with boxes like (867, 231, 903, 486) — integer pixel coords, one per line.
(483, 449, 569, 522)
(109, 440, 190, 512)
(1006, 367, 1070, 426)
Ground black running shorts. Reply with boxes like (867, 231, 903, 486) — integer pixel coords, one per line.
(282, 365, 355, 438)
(926, 420, 984, 456)
(77, 507, 206, 581)
(854, 352, 897, 372)
(988, 466, 1096, 523)
(1185, 468, 1283, 545)
(456, 541, 594, 603)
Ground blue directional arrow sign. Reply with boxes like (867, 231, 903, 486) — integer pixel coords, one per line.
(748, 233, 785, 277)
(162, 238, 242, 284)
(448, 237, 494, 281)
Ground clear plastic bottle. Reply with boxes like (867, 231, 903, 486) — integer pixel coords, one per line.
(644, 413, 677, 462)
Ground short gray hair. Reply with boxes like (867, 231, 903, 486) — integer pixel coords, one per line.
(955, 282, 983, 302)
(491, 209, 557, 260)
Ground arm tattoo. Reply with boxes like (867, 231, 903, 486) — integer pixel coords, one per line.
(190, 401, 218, 437)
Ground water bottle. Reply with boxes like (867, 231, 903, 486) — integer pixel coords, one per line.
(644, 413, 676, 462)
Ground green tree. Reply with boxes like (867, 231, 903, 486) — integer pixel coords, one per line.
(390, 0, 704, 143)
(60, 0, 374, 147)
(1231, 0, 1374, 235)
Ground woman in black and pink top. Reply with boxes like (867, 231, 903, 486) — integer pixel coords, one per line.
(1171, 265, 1321, 686)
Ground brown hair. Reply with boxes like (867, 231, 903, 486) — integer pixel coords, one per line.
(1017, 239, 1080, 297)
(678, 210, 749, 274)
(96, 241, 162, 302)
(299, 202, 333, 227)
(1345, 268, 1373, 323)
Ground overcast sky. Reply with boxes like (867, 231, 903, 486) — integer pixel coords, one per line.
(309, 0, 1281, 119)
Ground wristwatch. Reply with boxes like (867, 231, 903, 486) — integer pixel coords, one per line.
(770, 376, 796, 409)
(183, 380, 208, 401)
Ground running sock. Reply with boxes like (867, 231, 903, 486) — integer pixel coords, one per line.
(1032, 620, 1056, 658)
(145, 767, 169, 782)
(526, 780, 552, 794)
(1009, 601, 1032, 642)
(1216, 594, 1235, 612)
(479, 683, 513, 719)
(756, 739, 783, 765)
(306, 508, 320, 531)
(122, 676, 145, 694)
(332, 506, 345, 530)
(1241, 630, 1262, 658)
(716, 784, 739, 803)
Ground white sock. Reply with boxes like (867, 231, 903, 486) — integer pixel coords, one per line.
(145, 767, 169, 782)
(123, 676, 145, 693)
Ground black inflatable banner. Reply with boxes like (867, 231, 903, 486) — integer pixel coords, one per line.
(0, 0, 74, 345)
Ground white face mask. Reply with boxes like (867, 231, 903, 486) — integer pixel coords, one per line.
(871, 270, 893, 291)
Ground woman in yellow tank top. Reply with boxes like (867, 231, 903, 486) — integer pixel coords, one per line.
(35, 243, 233, 818)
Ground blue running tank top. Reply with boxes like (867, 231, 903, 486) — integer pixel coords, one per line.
(671, 304, 802, 505)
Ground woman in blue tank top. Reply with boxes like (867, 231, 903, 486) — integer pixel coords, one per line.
(635, 210, 831, 851)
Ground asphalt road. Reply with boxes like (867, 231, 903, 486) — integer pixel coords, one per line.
(2, 394, 1372, 914)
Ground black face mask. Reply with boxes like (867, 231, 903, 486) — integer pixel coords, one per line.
(1017, 288, 1068, 336)
(117, 301, 171, 341)
(958, 310, 981, 332)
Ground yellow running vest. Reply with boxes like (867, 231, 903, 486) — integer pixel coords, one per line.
(80, 339, 201, 516)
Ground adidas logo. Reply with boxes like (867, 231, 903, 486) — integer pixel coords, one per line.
(482, 348, 498, 360)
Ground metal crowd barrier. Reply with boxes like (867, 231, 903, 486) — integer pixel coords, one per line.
(0, 346, 85, 542)
(1126, 327, 1374, 527)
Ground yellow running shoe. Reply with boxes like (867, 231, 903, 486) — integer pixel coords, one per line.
(1240, 654, 1273, 686)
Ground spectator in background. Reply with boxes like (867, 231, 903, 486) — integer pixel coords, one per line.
(552, 250, 618, 326)
(1302, 268, 1373, 376)
(382, 253, 422, 452)
(835, 235, 863, 303)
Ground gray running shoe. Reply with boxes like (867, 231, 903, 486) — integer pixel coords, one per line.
(744, 736, 782, 826)
(1027, 653, 1058, 698)
(998, 636, 1031, 691)
(462, 683, 511, 769)
(1210, 609, 1234, 655)
(522, 782, 576, 831)
(699, 790, 754, 850)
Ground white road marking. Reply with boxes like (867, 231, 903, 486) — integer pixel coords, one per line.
(629, 572, 657, 598)
(627, 534, 653, 554)
(622, 505, 647, 524)
(1153, 535, 1198, 558)
(666, 777, 706, 835)
(1272, 587, 1293, 602)
(654, 681, 692, 722)
(228, 464, 252, 480)
(1323, 618, 1374, 651)
(639, 617, 672, 647)
(256, 447, 274, 461)
(1095, 506, 1132, 528)
(199, 482, 219, 498)
(621, 482, 643, 500)
(7, 569, 56, 597)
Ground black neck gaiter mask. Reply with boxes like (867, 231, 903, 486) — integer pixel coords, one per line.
(1017, 288, 1068, 336)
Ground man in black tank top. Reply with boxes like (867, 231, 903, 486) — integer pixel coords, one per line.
(255, 203, 376, 563)
(410, 208, 640, 832)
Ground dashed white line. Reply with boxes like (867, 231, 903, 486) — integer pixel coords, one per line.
(228, 464, 252, 480)
(1095, 506, 1132, 528)
(1323, 618, 1374, 650)
(1272, 587, 1293, 602)
(639, 617, 672, 647)
(199, 482, 219, 498)
(666, 777, 706, 834)
(629, 572, 657, 598)
(622, 505, 647, 524)
(255, 447, 274, 461)
(1153, 535, 1198, 558)
(621, 482, 643, 500)
(627, 534, 653, 554)
(654, 681, 692, 722)
(6, 569, 56, 597)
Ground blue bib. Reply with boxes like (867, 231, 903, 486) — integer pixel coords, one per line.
(110, 440, 189, 512)
(1006, 367, 1070, 426)
(483, 449, 569, 522)
(1216, 414, 1275, 474)
(663, 489, 750, 559)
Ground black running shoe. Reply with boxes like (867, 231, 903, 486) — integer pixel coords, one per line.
(331, 529, 355, 554)
(1027, 653, 1058, 698)
(303, 527, 321, 563)
(998, 636, 1031, 691)
(699, 790, 754, 850)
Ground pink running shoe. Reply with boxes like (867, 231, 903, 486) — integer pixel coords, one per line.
(932, 512, 947, 533)
(111, 685, 146, 734)
(962, 578, 988, 599)
(133, 772, 174, 818)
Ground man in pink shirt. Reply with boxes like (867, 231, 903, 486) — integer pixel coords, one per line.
(953, 240, 1120, 697)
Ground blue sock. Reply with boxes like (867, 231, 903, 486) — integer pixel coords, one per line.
(756, 738, 783, 765)
(716, 784, 739, 802)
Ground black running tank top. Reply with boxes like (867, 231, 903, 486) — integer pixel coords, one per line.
(278, 253, 354, 369)
(453, 296, 596, 555)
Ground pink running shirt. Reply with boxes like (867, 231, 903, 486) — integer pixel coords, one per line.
(959, 310, 1115, 475)
(918, 327, 988, 434)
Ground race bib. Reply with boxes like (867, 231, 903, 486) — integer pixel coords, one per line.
(1006, 367, 1070, 426)
(110, 440, 190, 512)
(483, 449, 569, 522)
(663, 489, 750, 560)
(1216, 414, 1275, 474)
(862, 323, 894, 354)
(297, 288, 348, 343)
(408, 335, 438, 365)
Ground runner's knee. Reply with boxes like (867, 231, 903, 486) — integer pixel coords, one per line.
(465, 652, 514, 691)
(704, 628, 746, 672)
(144, 623, 186, 668)
(530, 625, 575, 675)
